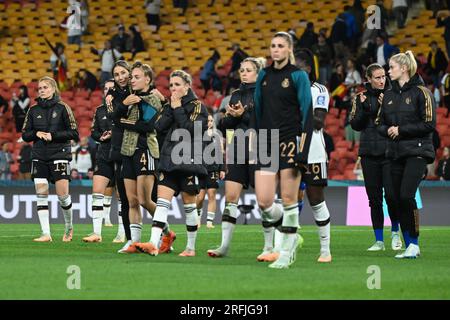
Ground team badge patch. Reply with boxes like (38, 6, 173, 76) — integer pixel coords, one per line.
(405, 97, 411, 104)
(317, 95, 326, 106)
(281, 78, 290, 88)
(262, 81, 267, 86)
(52, 111, 57, 118)
(159, 172, 164, 181)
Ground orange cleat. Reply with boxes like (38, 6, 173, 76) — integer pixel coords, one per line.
(62, 229, 73, 242)
(33, 234, 53, 242)
(82, 233, 102, 243)
(159, 230, 176, 254)
(179, 249, 196, 257)
(135, 242, 159, 256)
(317, 254, 332, 263)
(121, 242, 141, 254)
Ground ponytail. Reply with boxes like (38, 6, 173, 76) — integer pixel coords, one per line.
(390, 50, 417, 78)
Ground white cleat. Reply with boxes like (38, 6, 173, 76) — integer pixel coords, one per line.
(269, 234, 301, 269)
(395, 244, 420, 259)
(391, 231, 403, 251)
(207, 246, 228, 258)
(367, 241, 385, 251)
(118, 240, 132, 253)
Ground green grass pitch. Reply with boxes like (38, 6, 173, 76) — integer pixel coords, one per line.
(1, 224, 449, 300)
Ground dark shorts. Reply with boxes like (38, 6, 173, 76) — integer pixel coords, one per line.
(31, 160, 71, 183)
(300, 162, 328, 187)
(68, 35, 81, 45)
(225, 163, 255, 189)
(257, 136, 300, 172)
(158, 171, 200, 196)
(122, 149, 157, 180)
(199, 171, 220, 190)
(94, 158, 115, 185)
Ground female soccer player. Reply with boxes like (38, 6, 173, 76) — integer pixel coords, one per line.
(83, 79, 118, 243)
(22, 76, 79, 242)
(350, 63, 402, 252)
(254, 32, 312, 269)
(207, 57, 265, 258)
(377, 51, 436, 259)
(112, 61, 163, 247)
(196, 114, 225, 229)
(135, 70, 208, 257)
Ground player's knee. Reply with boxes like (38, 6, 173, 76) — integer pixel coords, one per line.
(257, 198, 274, 210)
(128, 196, 139, 209)
(309, 194, 325, 206)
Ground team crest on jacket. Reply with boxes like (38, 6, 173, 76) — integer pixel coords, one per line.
(52, 111, 57, 118)
(159, 172, 164, 181)
(405, 97, 411, 104)
(281, 78, 290, 88)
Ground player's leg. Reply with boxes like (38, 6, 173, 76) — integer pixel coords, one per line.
(55, 178, 73, 242)
(113, 186, 126, 243)
(269, 168, 302, 269)
(115, 162, 132, 253)
(382, 159, 402, 251)
(196, 188, 207, 228)
(33, 170, 52, 242)
(83, 174, 109, 242)
(307, 185, 331, 263)
(207, 180, 242, 257)
(125, 178, 142, 245)
(206, 188, 217, 228)
(178, 175, 200, 257)
(103, 186, 114, 227)
(255, 170, 280, 261)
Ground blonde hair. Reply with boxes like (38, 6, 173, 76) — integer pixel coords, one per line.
(273, 32, 295, 64)
(390, 50, 417, 78)
(38, 76, 60, 97)
(170, 69, 192, 85)
(242, 57, 266, 73)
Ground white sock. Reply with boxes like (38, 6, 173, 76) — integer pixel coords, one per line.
(274, 228, 283, 252)
(280, 204, 299, 253)
(220, 202, 238, 250)
(150, 198, 170, 246)
(262, 226, 274, 251)
(116, 215, 125, 237)
(207, 211, 215, 223)
(312, 201, 331, 256)
(103, 195, 112, 224)
(92, 193, 104, 236)
(185, 203, 198, 251)
(260, 203, 283, 250)
(58, 195, 73, 232)
(130, 223, 142, 243)
(37, 194, 50, 235)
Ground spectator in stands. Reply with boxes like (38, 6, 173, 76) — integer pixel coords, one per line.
(17, 141, 32, 181)
(10, 85, 30, 133)
(70, 139, 79, 170)
(437, 10, 450, 58)
(427, 41, 448, 90)
(374, 33, 400, 69)
(50, 43, 68, 90)
(91, 40, 123, 87)
(111, 25, 132, 53)
(353, 157, 364, 180)
(73, 69, 98, 98)
(80, 0, 89, 35)
(312, 33, 333, 85)
(436, 146, 450, 180)
(344, 58, 362, 149)
(173, 0, 188, 16)
(393, 0, 408, 29)
(441, 70, 450, 116)
(375, 0, 389, 32)
(129, 25, 145, 59)
(330, 13, 349, 63)
(74, 136, 93, 179)
(200, 50, 221, 98)
(0, 93, 8, 116)
(0, 142, 13, 180)
(297, 22, 318, 51)
(84, 167, 94, 180)
(330, 62, 347, 117)
(349, 0, 365, 43)
(226, 44, 248, 94)
(145, 0, 161, 31)
(61, 0, 83, 52)
(343, 6, 357, 50)
(70, 168, 81, 180)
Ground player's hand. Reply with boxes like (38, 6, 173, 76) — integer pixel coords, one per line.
(105, 95, 114, 111)
(219, 171, 225, 180)
(231, 101, 245, 117)
(123, 94, 141, 106)
(36, 131, 48, 140)
(387, 126, 399, 139)
(151, 88, 166, 102)
(170, 92, 183, 108)
(100, 131, 112, 141)
(359, 94, 367, 103)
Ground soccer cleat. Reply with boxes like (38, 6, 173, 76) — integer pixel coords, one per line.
(117, 240, 132, 253)
(367, 241, 385, 251)
(258, 252, 280, 262)
(391, 231, 403, 251)
(256, 248, 274, 262)
(112, 234, 125, 243)
(268, 234, 302, 269)
(206, 221, 215, 229)
(135, 242, 159, 256)
(317, 253, 332, 263)
(118, 242, 140, 254)
(159, 230, 176, 254)
(62, 228, 73, 242)
(82, 233, 102, 243)
(104, 222, 113, 227)
(33, 234, 53, 242)
(179, 249, 196, 257)
(395, 244, 420, 259)
(207, 247, 228, 258)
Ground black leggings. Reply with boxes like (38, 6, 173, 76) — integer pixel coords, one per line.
(115, 161, 131, 241)
(361, 156, 399, 230)
(387, 157, 427, 239)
